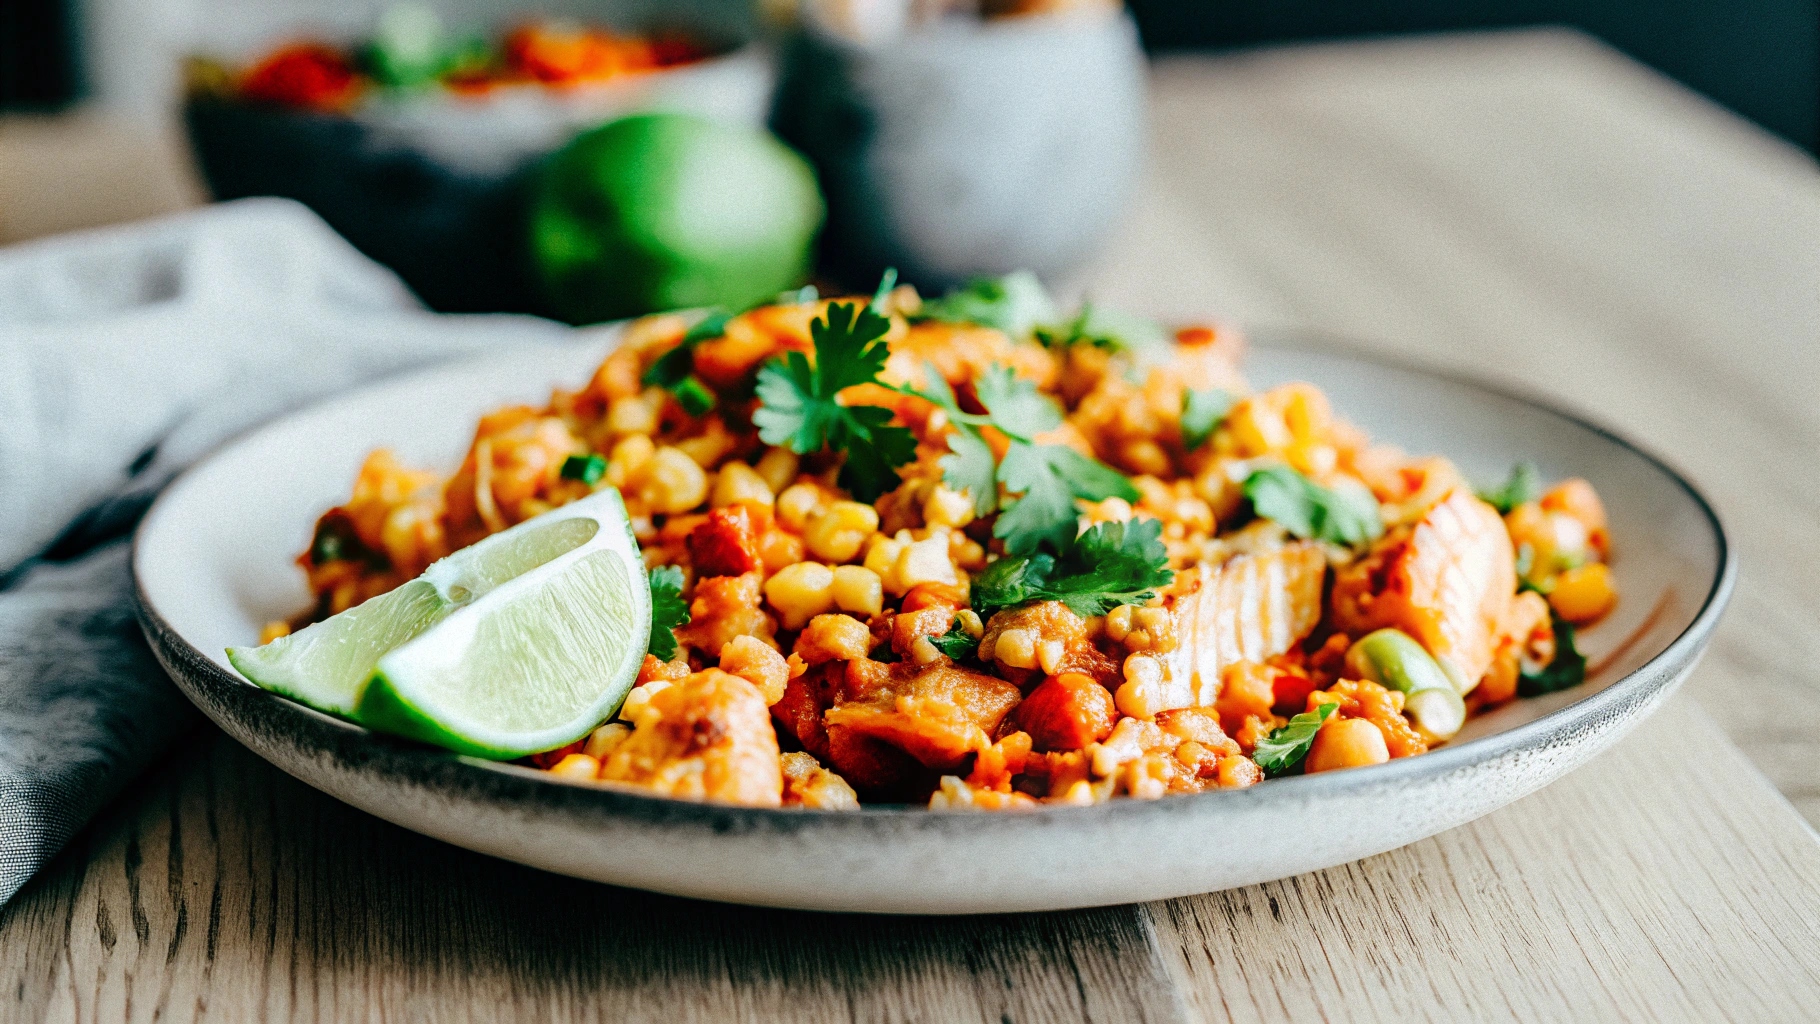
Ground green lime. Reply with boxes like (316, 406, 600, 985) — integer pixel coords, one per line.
(228, 490, 647, 757)
(529, 112, 825, 324)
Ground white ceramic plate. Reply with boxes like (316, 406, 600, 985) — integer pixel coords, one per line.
(133, 329, 1732, 914)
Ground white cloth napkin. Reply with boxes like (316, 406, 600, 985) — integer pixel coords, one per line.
(0, 198, 574, 905)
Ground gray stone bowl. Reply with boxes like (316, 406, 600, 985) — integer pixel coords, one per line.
(771, 12, 1147, 291)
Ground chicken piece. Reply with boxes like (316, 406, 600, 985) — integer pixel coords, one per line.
(688, 505, 763, 578)
(824, 664, 1022, 771)
(780, 752, 860, 810)
(772, 662, 841, 761)
(1155, 541, 1327, 707)
(675, 571, 775, 655)
(979, 601, 1121, 687)
(599, 669, 784, 806)
(1331, 487, 1516, 689)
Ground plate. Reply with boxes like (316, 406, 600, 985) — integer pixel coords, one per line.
(132, 329, 1732, 913)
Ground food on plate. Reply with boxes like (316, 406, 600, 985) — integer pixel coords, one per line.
(241, 271, 1617, 808)
(529, 113, 826, 325)
(188, 9, 715, 114)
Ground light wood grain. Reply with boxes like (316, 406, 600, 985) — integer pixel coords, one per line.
(5, 27, 1820, 1024)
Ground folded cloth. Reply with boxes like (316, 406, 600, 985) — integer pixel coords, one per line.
(0, 198, 575, 905)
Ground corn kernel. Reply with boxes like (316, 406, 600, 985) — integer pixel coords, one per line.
(607, 434, 657, 489)
(637, 446, 709, 515)
(764, 562, 837, 629)
(1037, 639, 1067, 675)
(956, 609, 985, 638)
(754, 447, 800, 494)
(712, 462, 775, 508)
(912, 636, 942, 665)
(994, 628, 1038, 669)
(863, 535, 905, 586)
(583, 723, 632, 760)
(804, 501, 880, 563)
(831, 565, 885, 617)
(1106, 605, 1133, 642)
(606, 391, 661, 436)
(549, 753, 601, 781)
(776, 483, 826, 533)
(893, 533, 958, 593)
(923, 485, 976, 528)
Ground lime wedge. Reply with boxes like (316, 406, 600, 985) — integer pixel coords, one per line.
(228, 490, 640, 728)
(356, 496, 649, 758)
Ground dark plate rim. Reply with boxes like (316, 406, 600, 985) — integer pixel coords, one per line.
(132, 330, 1736, 835)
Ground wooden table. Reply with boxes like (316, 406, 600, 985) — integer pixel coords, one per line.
(4, 28, 1819, 1022)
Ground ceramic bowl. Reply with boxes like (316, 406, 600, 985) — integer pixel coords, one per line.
(186, 41, 773, 315)
(771, 11, 1147, 290)
(132, 328, 1732, 914)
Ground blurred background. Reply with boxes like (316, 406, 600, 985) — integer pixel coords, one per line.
(1, 0, 1815, 319)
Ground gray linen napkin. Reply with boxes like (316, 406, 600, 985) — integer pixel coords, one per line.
(0, 198, 573, 905)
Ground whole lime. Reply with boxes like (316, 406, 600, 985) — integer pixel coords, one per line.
(528, 113, 825, 324)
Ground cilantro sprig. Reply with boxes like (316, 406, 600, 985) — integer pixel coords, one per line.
(1517, 612, 1588, 696)
(1252, 701, 1338, 777)
(1034, 301, 1170, 356)
(753, 301, 918, 502)
(1479, 462, 1542, 515)
(914, 271, 1057, 337)
(646, 565, 690, 661)
(928, 627, 980, 662)
(907, 363, 1137, 556)
(971, 518, 1174, 620)
(1242, 466, 1383, 548)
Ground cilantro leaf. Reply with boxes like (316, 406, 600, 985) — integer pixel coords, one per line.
(647, 565, 690, 661)
(1518, 612, 1587, 697)
(972, 518, 1174, 619)
(914, 271, 1057, 337)
(1479, 462, 1542, 514)
(1243, 466, 1383, 548)
(752, 301, 917, 502)
(1180, 388, 1233, 451)
(929, 626, 979, 661)
(995, 441, 1137, 557)
(942, 430, 999, 518)
(1252, 701, 1338, 777)
(974, 364, 1062, 441)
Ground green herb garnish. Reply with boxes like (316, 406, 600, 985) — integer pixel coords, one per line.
(971, 518, 1174, 620)
(914, 271, 1057, 338)
(1252, 701, 1339, 777)
(560, 453, 606, 485)
(646, 565, 690, 662)
(929, 627, 980, 662)
(1479, 462, 1542, 514)
(1180, 388, 1233, 451)
(1242, 466, 1383, 548)
(870, 266, 898, 311)
(1034, 301, 1170, 355)
(1517, 612, 1587, 697)
(753, 301, 918, 502)
(908, 363, 1136, 555)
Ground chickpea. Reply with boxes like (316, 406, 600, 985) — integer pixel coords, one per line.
(775, 483, 827, 533)
(711, 462, 775, 509)
(993, 628, 1038, 670)
(764, 562, 837, 629)
(804, 501, 880, 563)
(1305, 718, 1391, 773)
(754, 447, 800, 494)
(607, 434, 656, 489)
(637, 446, 709, 515)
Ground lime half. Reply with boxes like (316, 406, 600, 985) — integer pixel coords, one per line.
(229, 490, 649, 758)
